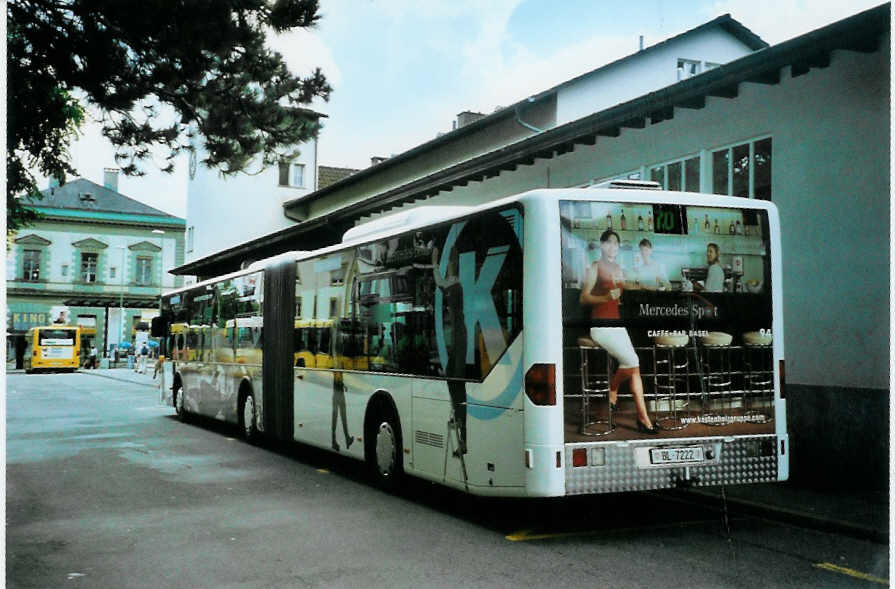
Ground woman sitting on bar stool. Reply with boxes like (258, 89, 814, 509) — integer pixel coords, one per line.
(580, 229, 658, 434)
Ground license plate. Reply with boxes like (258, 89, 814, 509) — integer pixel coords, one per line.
(649, 446, 705, 465)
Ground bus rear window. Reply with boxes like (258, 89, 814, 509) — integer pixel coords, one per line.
(39, 329, 77, 345)
(560, 200, 771, 317)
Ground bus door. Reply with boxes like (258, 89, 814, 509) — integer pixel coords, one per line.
(169, 323, 187, 363)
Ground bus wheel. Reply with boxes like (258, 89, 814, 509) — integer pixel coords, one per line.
(174, 385, 188, 422)
(367, 405, 403, 488)
(240, 391, 259, 443)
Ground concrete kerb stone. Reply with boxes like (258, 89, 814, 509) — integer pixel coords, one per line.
(77, 369, 158, 389)
(670, 488, 888, 545)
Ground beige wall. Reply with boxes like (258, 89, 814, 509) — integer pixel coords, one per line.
(360, 41, 889, 389)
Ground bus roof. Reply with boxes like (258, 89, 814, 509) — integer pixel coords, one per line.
(343, 188, 777, 246)
(342, 205, 475, 244)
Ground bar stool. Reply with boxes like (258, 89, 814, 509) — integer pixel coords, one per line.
(577, 336, 615, 436)
(742, 331, 774, 423)
(698, 332, 733, 426)
(651, 333, 691, 430)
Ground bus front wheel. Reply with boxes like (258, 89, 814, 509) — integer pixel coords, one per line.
(174, 385, 188, 422)
(366, 403, 403, 489)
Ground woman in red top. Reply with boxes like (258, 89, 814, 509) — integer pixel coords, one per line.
(579, 229, 658, 434)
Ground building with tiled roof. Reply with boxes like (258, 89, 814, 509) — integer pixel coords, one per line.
(7, 169, 186, 367)
(26, 177, 183, 223)
(318, 166, 360, 190)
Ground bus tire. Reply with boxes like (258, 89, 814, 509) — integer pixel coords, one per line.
(174, 384, 189, 423)
(366, 400, 403, 489)
(239, 389, 259, 443)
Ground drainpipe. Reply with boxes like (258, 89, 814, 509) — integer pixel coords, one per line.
(313, 135, 319, 191)
(514, 98, 544, 134)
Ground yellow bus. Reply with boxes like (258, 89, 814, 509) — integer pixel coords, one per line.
(24, 326, 82, 373)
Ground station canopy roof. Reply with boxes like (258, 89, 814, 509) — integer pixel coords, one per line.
(172, 3, 889, 280)
(62, 294, 160, 308)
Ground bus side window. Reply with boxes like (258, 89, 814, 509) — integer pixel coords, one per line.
(318, 328, 331, 356)
(305, 328, 316, 356)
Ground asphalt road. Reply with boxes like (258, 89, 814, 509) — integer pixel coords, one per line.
(7, 371, 889, 588)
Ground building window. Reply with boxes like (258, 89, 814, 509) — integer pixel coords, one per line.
(77, 314, 97, 331)
(712, 137, 772, 200)
(186, 226, 194, 253)
(677, 59, 701, 80)
(329, 297, 339, 318)
(650, 155, 700, 192)
(292, 164, 305, 187)
(279, 162, 305, 188)
(81, 253, 98, 283)
(22, 249, 41, 281)
(753, 138, 772, 200)
(136, 257, 153, 286)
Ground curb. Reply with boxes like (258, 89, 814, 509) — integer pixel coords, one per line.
(77, 370, 158, 389)
(669, 489, 888, 544)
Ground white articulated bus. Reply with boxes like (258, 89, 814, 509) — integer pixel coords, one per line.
(155, 185, 787, 496)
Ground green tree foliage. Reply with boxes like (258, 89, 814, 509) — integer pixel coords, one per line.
(7, 0, 332, 234)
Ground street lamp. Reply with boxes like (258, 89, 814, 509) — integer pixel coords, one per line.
(116, 245, 126, 357)
(151, 229, 165, 304)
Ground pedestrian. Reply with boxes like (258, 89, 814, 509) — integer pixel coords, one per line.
(89, 345, 98, 369)
(137, 342, 149, 374)
(152, 353, 163, 380)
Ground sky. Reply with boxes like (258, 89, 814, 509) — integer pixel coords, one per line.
(35, 0, 885, 218)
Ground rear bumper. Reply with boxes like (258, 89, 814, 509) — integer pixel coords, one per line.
(564, 433, 787, 495)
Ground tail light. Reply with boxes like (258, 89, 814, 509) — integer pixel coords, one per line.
(525, 363, 556, 406)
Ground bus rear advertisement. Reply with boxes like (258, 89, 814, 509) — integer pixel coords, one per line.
(155, 187, 787, 497)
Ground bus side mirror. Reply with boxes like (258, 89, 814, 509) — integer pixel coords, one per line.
(151, 316, 169, 338)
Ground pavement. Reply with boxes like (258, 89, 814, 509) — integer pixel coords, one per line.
(676, 481, 888, 544)
(74, 365, 160, 388)
(7, 366, 889, 544)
